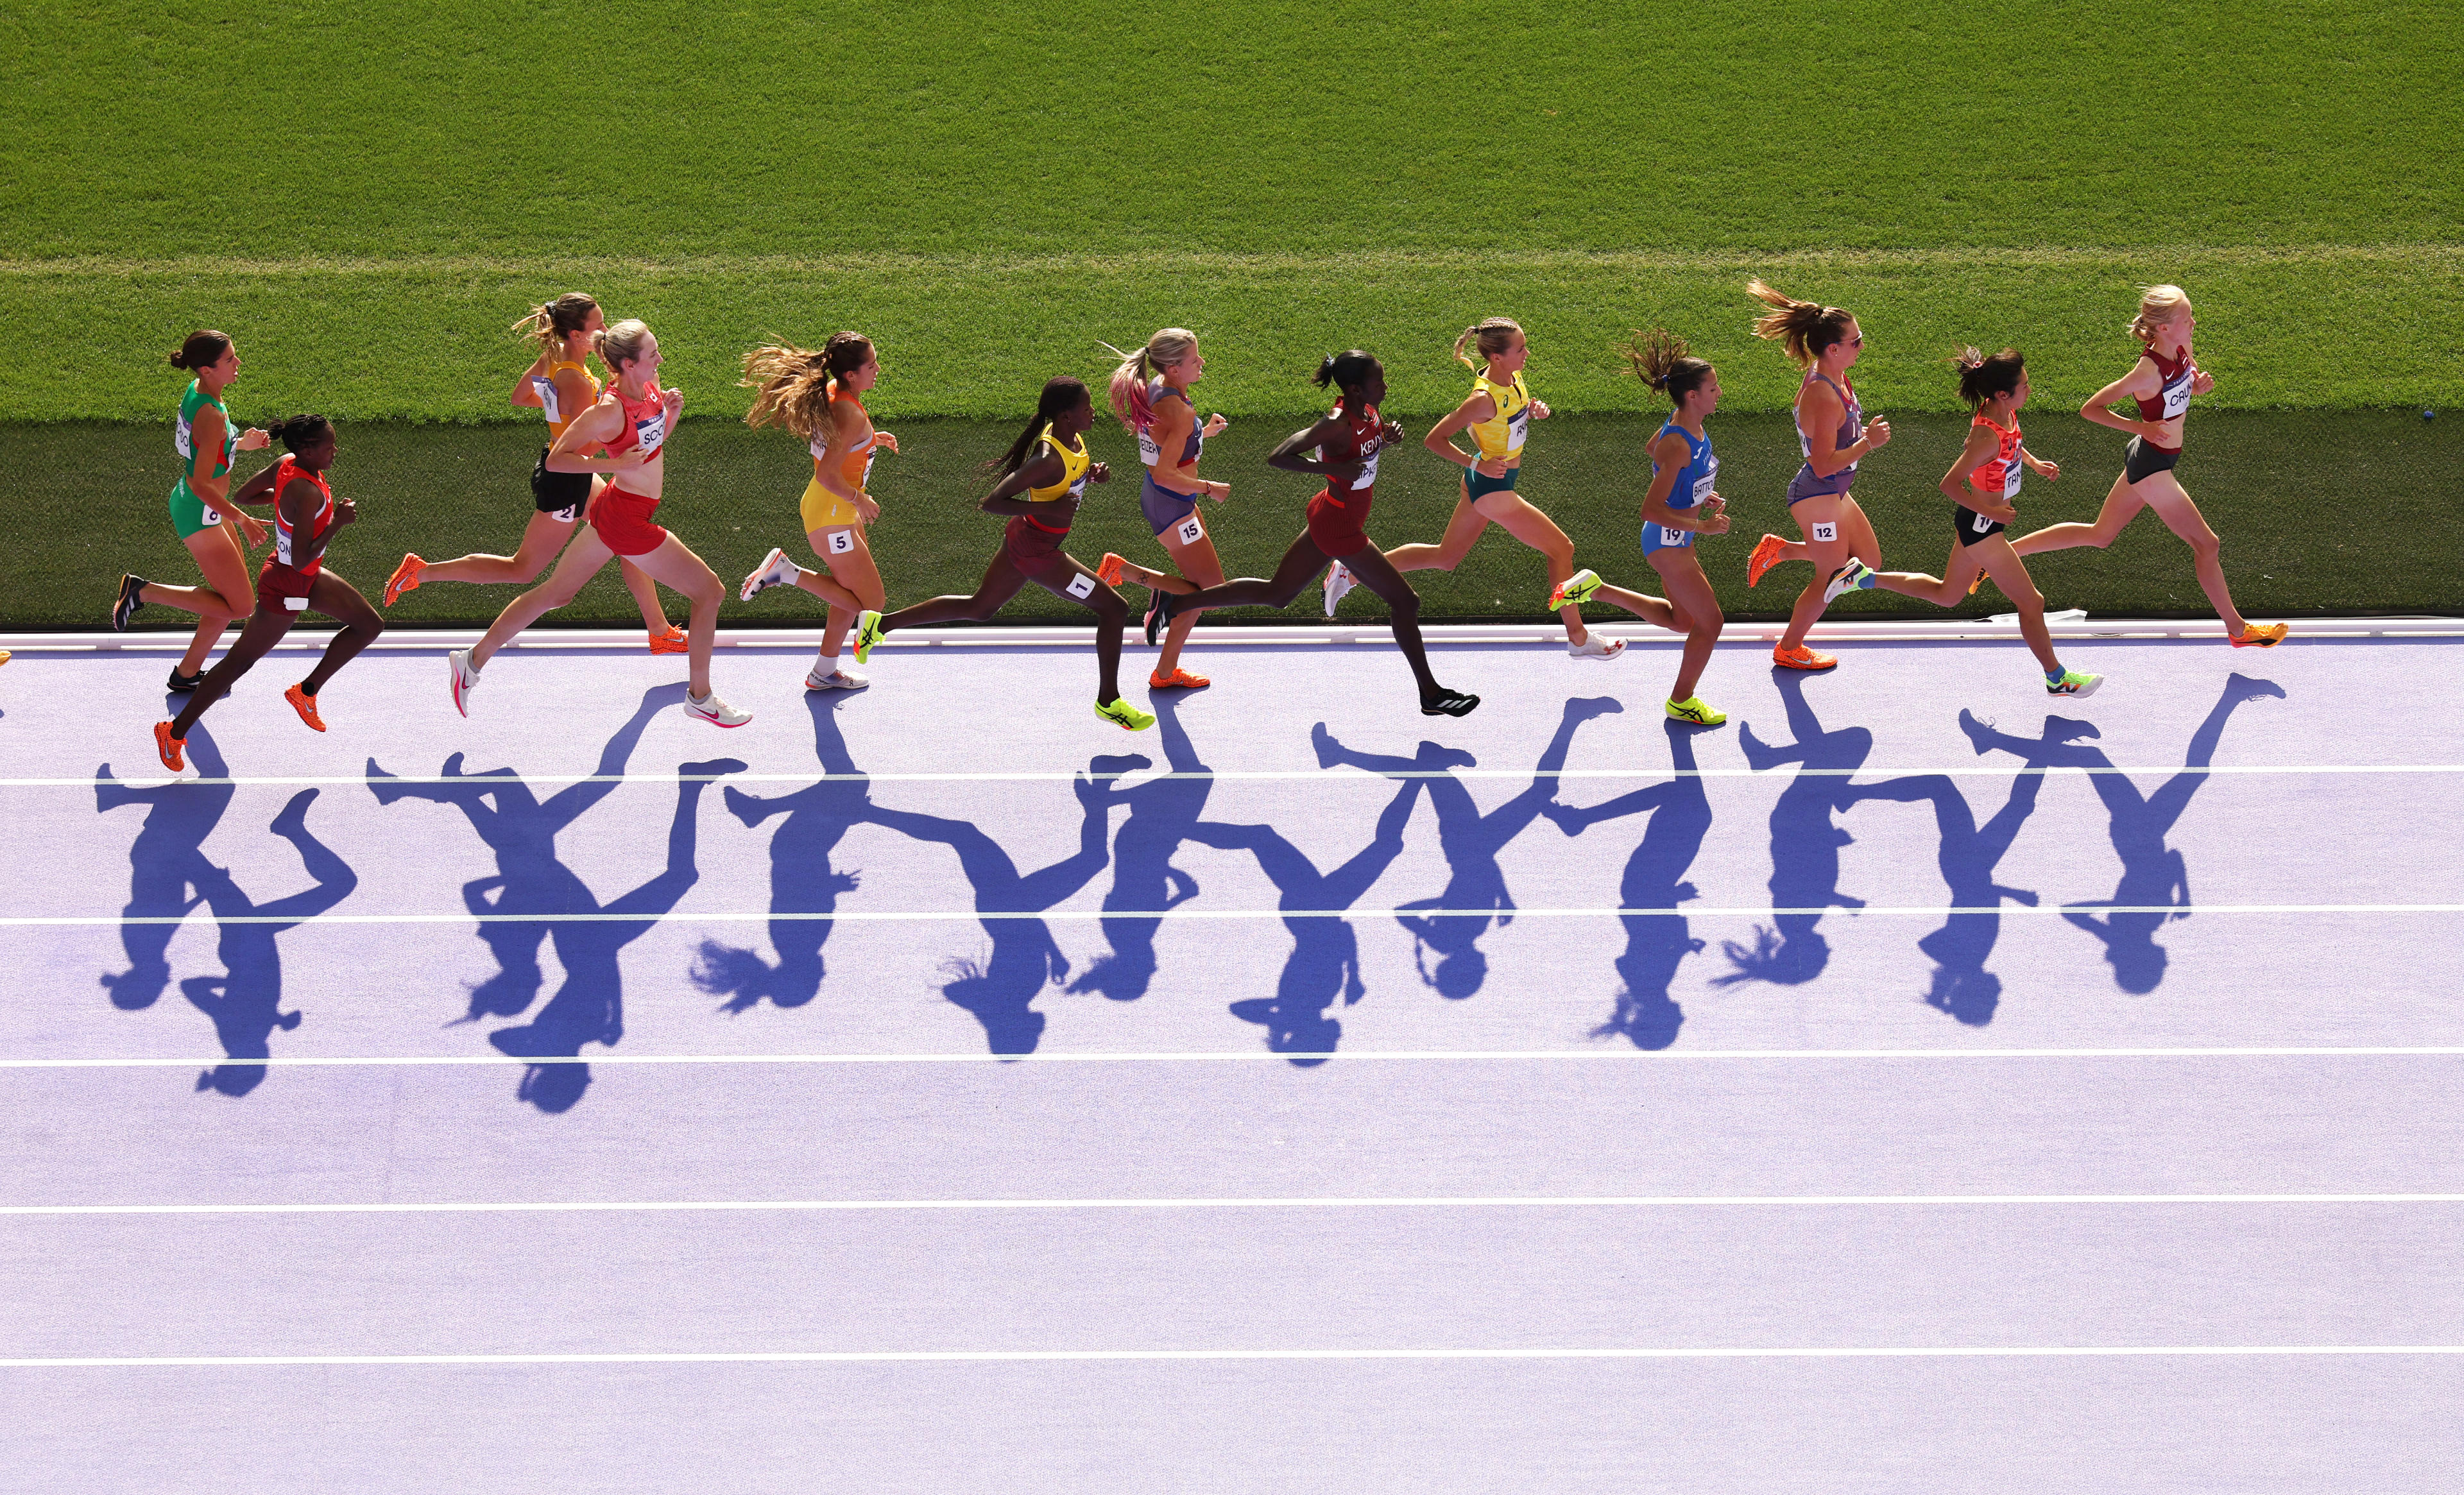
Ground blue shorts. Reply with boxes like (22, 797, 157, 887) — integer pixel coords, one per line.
(1641, 517, 1695, 555)
(1466, 465, 1521, 502)
(1140, 474, 1200, 538)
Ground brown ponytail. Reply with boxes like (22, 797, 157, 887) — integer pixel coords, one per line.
(511, 293, 599, 356)
(1952, 346, 2025, 409)
(741, 332, 872, 440)
(1623, 327, 1713, 406)
(1453, 317, 1521, 372)
(167, 329, 232, 372)
(1745, 280, 1856, 368)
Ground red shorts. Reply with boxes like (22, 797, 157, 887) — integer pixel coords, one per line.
(255, 560, 320, 613)
(1305, 489, 1373, 558)
(1003, 515, 1075, 583)
(591, 488, 668, 557)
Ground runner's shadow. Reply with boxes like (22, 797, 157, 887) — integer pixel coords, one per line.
(690, 694, 881, 1014)
(366, 684, 741, 1112)
(96, 731, 357, 1095)
(1193, 776, 1424, 1065)
(1962, 672, 2284, 995)
(1312, 697, 1620, 1000)
(864, 777, 1120, 1057)
(1718, 670, 1876, 987)
(1545, 717, 1718, 1050)
(1065, 693, 1214, 1003)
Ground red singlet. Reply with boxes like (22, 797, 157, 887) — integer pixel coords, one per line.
(1303, 400, 1387, 559)
(257, 457, 334, 610)
(592, 384, 671, 556)
(2132, 348, 2196, 452)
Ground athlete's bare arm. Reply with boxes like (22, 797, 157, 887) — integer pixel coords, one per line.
(1147, 397, 1221, 500)
(977, 450, 1081, 520)
(511, 350, 549, 410)
(814, 397, 880, 522)
(1639, 428, 1725, 533)
(2080, 357, 2169, 440)
(1799, 379, 1886, 478)
(278, 473, 352, 572)
(1266, 413, 1358, 482)
(1424, 393, 1503, 476)
(545, 397, 643, 475)
(1940, 425, 2014, 522)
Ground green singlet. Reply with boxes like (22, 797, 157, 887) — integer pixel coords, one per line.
(168, 379, 237, 538)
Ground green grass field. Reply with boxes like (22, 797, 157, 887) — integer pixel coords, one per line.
(2, 1, 2457, 628)
(3, 1, 2458, 422)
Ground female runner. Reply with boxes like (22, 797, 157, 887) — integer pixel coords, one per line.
(1102, 329, 1229, 685)
(1549, 330, 1734, 724)
(1828, 348, 2104, 697)
(152, 415, 384, 769)
(1111, 352, 1480, 717)
(2008, 285, 2286, 648)
(1736, 280, 1894, 671)
(112, 330, 270, 690)
(446, 319, 749, 728)
(1368, 318, 1620, 660)
(382, 294, 681, 653)
(733, 332, 896, 689)
(845, 377, 1155, 731)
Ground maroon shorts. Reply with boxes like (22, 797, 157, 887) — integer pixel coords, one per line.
(1305, 489, 1373, 559)
(255, 560, 320, 613)
(591, 488, 668, 557)
(1004, 515, 1075, 583)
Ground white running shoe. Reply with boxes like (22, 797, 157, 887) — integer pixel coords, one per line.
(448, 649, 479, 717)
(740, 547, 801, 602)
(685, 690, 752, 728)
(1322, 561, 1356, 617)
(1568, 635, 1626, 662)
(1824, 559, 1877, 605)
(804, 666, 868, 692)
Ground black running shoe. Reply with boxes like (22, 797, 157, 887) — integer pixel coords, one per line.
(166, 667, 203, 693)
(1420, 688, 1481, 718)
(1143, 586, 1177, 647)
(113, 574, 147, 631)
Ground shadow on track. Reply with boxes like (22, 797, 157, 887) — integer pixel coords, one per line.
(1720, 668, 1879, 987)
(1066, 693, 1214, 1004)
(96, 730, 357, 1095)
(366, 685, 741, 1112)
(1312, 697, 1621, 1000)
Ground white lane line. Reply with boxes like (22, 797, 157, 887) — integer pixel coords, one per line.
(5, 901, 2460, 928)
(8, 1346, 2464, 1369)
(10, 1193, 2463, 1218)
(8, 762, 2460, 789)
(9, 1045, 2464, 1070)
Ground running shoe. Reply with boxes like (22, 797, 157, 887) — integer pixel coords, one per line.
(153, 721, 186, 773)
(685, 691, 753, 728)
(1772, 644, 1838, 671)
(853, 610, 887, 664)
(2230, 622, 2289, 648)
(283, 682, 326, 732)
(1568, 634, 1625, 662)
(1322, 561, 1356, 616)
(384, 554, 425, 607)
(0, 651, 10, 667)
(739, 547, 800, 602)
(1420, 688, 1481, 718)
(1143, 588, 1178, 647)
(1549, 568, 1603, 609)
(2046, 668, 2103, 698)
(1149, 666, 1210, 690)
(1096, 697, 1158, 731)
(166, 667, 202, 694)
(1095, 552, 1127, 588)
(112, 574, 146, 631)
(805, 665, 868, 691)
(648, 625, 689, 655)
(1745, 534, 1786, 588)
(448, 648, 479, 717)
(1824, 559, 1878, 605)
(1665, 696, 1728, 726)
(1967, 568, 1986, 598)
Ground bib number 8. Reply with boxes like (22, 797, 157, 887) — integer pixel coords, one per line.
(1810, 520, 1839, 544)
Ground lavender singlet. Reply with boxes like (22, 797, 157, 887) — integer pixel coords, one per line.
(1785, 370, 1862, 504)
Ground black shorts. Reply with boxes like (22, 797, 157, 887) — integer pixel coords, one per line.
(531, 447, 592, 520)
(1953, 504, 2007, 547)
(2123, 436, 2182, 486)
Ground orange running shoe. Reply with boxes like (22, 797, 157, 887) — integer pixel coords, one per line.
(2230, 622, 2288, 648)
(1746, 533, 1787, 588)
(1772, 643, 1839, 671)
(1096, 552, 1127, 587)
(1149, 667, 1211, 690)
(284, 682, 326, 732)
(384, 554, 425, 606)
(648, 626, 689, 655)
(153, 721, 187, 772)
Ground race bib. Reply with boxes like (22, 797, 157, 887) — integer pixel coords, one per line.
(1972, 509, 1996, 533)
(1506, 407, 1530, 450)
(1065, 572, 1096, 599)
(2160, 379, 2193, 419)
(551, 501, 581, 524)
(1810, 520, 1838, 543)
(1355, 449, 1382, 486)
(633, 411, 667, 457)
(1176, 515, 1204, 546)
(198, 504, 222, 527)
(1066, 476, 1089, 499)
(2003, 457, 2023, 499)
(1659, 525, 1688, 547)
(174, 413, 193, 459)
(1691, 475, 1716, 505)
(283, 595, 310, 611)
(827, 529, 857, 555)
(1137, 428, 1161, 466)
(533, 375, 562, 426)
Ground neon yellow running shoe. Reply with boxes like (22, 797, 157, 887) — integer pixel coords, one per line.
(1549, 568, 1603, 609)
(1665, 696, 1728, 726)
(852, 610, 887, 664)
(1095, 697, 1157, 731)
(2046, 668, 2102, 698)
